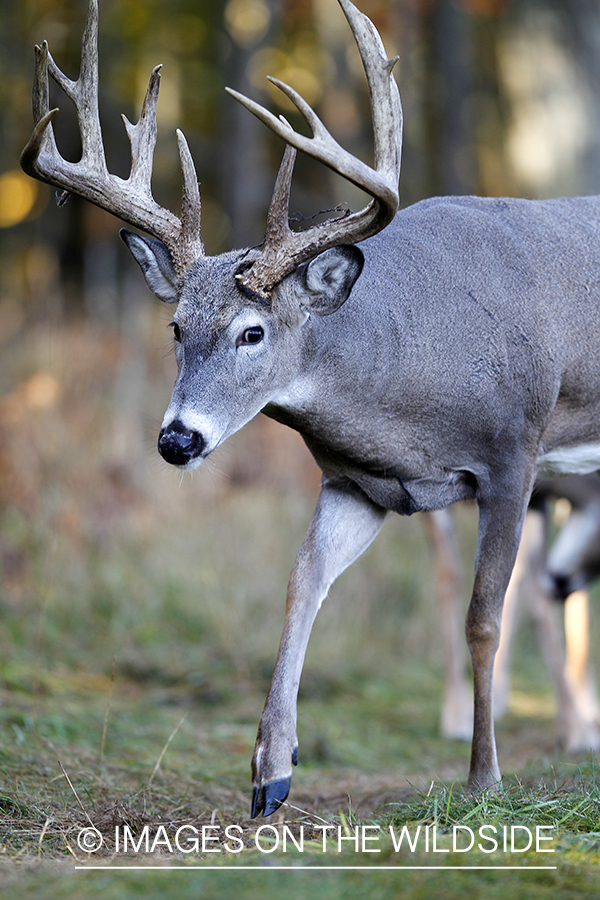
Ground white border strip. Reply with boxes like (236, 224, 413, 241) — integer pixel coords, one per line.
(76, 865, 558, 871)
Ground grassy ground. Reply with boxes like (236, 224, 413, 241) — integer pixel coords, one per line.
(1, 317, 599, 897)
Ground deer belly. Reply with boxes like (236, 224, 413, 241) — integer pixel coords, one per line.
(351, 468, 477, 515)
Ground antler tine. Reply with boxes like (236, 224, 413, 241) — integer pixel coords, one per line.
(21, 0, 204, 277)
(121, 65, 162, 197)
(47, 0, 106, 174)
(265, 79, 326, 140)
(228, 0, 402, 298)
(177, 129, 204, 260)
(120, 69, 203, 266)
(235, 140, 297, 291)
(226, 79, 397, 212)
(31, 41, 58, 156)
(338, 0, 402, 180)
(264, 120, 296, 245)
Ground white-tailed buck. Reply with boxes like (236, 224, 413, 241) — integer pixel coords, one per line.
(22, 0, 600, 816)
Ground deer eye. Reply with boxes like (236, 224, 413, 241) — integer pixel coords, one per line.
(236, 326, 264, 348)
(170, 321, 182, 342)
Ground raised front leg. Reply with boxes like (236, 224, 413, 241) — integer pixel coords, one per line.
(251, 480, 387, 817)
(466, 466, 536, 791)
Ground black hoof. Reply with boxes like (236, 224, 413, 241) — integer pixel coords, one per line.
(251, 776, 291, 818)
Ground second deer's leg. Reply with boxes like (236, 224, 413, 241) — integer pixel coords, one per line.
(425, 508, 473, 741)
(493, 506, 546, 717)
(563, 589, 600, 747)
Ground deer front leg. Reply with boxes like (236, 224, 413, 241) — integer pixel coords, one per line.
(467, 468, 536, 791)
(251, 480, 387, 817)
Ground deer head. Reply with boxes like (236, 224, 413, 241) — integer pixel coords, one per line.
(21, 0, 402, 467)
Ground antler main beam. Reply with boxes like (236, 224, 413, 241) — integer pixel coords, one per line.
(228, 0, 402, 298)
(20, 0, 203, 276)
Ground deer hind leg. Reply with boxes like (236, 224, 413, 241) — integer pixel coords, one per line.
(561, 589, 600, 750)
(493, 506, 547, 717)
(543, 502, 600, 748)
(548, 502, 600, 735)
(564, 589, 599, 723)
(466, 465, 536, 791)
(495, 505, 600, 752)
(251, 480, 387, 817)
(526, 584, 600, 752)
(425, 509, 473, 741)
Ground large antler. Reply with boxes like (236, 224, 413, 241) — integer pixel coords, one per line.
(20, 0, 203, 277)
(227, 0, 402, 298)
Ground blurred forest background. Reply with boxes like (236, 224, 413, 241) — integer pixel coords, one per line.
(1, 0, 600, 806)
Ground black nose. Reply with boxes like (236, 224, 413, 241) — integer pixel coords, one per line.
(158, 419, 204, 466)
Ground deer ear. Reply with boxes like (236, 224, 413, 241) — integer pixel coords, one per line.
(298, 246, 364, 316)
(120, 229, 178, 303)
